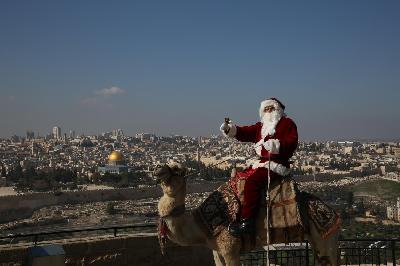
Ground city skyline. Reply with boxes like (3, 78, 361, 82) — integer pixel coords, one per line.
(1, 1, 399, 140)
(5, 125, 400, 142)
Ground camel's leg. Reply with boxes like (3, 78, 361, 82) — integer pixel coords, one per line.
(325, 232, 339, 266)
(213, 250, 226, 266)
(222, 253, 241, 266)
(215, 230, 242, 266)
(306, 221, 339, 266)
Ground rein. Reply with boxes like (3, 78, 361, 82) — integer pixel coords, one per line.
(158, 204, 186, 255)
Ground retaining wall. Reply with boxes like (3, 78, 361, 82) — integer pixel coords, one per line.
(0, 182, 222, 223)
(0, 233, 215, 266)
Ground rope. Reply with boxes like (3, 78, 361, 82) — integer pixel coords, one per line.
(158, 205, 186, 255)
(266, 152, 271, 266)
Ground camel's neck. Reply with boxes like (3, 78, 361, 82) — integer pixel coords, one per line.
(158, 187, 207, 246)
(158, 192, 186, 218)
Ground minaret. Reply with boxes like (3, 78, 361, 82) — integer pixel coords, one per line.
(197, 148, 201, 163)
(397, 197, 400, 222)
(31, 142, 35, 156)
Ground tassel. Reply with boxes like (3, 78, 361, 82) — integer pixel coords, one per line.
(158, 218, 168, 255)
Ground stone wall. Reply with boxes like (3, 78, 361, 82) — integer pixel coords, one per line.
(0, 182, 222, 223)
(0, 233, 215, 266)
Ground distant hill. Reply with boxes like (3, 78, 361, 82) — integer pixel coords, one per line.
(351, 179, 400, 202)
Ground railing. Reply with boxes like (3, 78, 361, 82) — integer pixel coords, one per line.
(242, 239, 400, 266)
(339, 238, 399, 266)
(0, 223, 157, 245)
(1, 224, 399, 265)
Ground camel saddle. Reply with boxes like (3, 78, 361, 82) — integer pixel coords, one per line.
(231, 172, 304, 243)
(193, 171, 304, 243)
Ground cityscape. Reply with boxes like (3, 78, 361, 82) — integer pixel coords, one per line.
(1, 126, 400, 237)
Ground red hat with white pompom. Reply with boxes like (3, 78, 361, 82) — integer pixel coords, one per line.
(259, 98, 285, 118)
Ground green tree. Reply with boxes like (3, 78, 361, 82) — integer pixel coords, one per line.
(106, 202, 117, 215)
(346, 191, 354, 207)
(1, 165, 7, 177)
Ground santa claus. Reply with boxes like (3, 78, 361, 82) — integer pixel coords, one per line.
(220, 97, 298, 236)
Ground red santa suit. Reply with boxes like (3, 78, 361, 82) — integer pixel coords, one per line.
(224, 112, 298, 219)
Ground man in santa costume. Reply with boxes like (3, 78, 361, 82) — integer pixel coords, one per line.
(220, 98, 298, 236)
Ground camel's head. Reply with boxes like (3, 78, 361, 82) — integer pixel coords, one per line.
(153, 162, 187, 196)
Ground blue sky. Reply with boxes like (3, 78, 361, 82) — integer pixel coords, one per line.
(1, 1, 399, 140)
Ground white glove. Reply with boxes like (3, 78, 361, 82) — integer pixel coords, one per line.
(220, 123, 237, 138)
(263, 139, 280, 154)
(220, 123, 230, 134)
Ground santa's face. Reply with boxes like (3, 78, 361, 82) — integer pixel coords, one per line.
(259, 99, 285, 138)
(261, 104, 283, 124)
(263, 105, 276, 113)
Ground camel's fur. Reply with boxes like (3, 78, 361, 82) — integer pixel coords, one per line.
(155, 163, 340, 266)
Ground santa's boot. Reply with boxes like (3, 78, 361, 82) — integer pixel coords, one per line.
(228, 218, 255, 237)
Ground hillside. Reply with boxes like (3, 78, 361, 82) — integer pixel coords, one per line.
(351, 179, 400, 202)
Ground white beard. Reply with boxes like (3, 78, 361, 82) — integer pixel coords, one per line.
(261, 109, 283, 138)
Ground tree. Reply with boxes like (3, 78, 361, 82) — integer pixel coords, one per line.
(9, 164, 23, 183)
(91, 172, 101, 184)
(358, 199, 366, 215)
(1, 165, 7, 177)
(346, 191, 354, 207)
(106, 202, 117, 215)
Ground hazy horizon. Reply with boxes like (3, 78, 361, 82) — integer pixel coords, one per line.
(1, 1, 399, 140)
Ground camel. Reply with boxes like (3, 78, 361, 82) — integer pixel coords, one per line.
(155, 162, 340, 266)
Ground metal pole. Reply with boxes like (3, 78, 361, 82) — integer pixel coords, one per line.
(266, 152, 271, 266)
(393, 240, 396, 266)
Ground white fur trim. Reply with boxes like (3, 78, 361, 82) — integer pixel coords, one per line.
(220, 123, 237, 138)
(254, 139, 263, 156)
(247, 158, 291, 176)
(254, 138, 280, 155)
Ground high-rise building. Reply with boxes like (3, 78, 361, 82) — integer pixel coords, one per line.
(135, 133, 156, 142)
(26, 130, 35, 140)
(69, 130, 75, 139)
(112, 129, 124, 140)
(52, 126, 61, 140)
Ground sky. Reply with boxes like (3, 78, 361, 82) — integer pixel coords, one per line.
(0, 1, 399, 141)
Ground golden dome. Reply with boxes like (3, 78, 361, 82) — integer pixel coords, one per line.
(108, 151, 124, 162)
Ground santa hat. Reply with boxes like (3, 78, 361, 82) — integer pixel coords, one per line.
(259, 98, 285, 118)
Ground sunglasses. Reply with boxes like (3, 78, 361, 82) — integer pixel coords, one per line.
(263, 106, 275, 112)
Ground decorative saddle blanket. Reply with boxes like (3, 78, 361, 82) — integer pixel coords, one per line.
(193, 182, 240, 237)
(298, 191, 342, 240)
